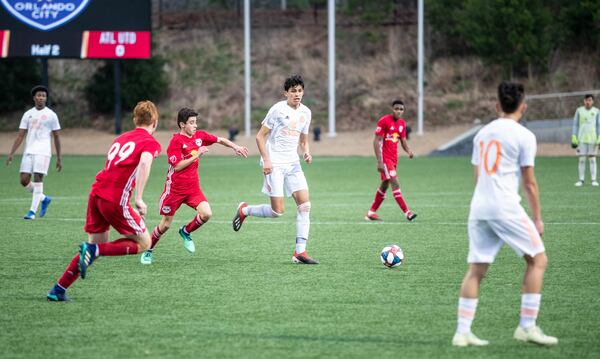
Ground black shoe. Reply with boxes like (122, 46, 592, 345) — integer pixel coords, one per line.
(292, 252, 319, 264)
(406, 211, 417, 222)
(232, 202, 248, 232)
(79, 242, 97, 279)
(47, 284, 70, 302)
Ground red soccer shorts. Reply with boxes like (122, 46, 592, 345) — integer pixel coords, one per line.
(380, 160, 398, 181)
(84, 193, 146, 235)
(159, 188, 207, 216)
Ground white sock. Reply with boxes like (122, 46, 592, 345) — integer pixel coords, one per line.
(30, 182, 44, 213)
(579, 157, 586, 181)
(295, 202, 311, 253)
(246, 204, 280, 218)
(24, 182, 34, 193)
(457, 297, 478, 334)
(520, 293, 541, 329)
(295, 238, 307, 254)
(590, 158, 597, 181)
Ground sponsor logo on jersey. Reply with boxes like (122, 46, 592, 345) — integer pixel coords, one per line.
(1, 0, 91, 31)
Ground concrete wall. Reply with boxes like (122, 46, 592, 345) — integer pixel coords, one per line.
(430, 118, 571, 156)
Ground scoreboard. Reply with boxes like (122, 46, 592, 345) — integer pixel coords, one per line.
(0, 0, 151, 59)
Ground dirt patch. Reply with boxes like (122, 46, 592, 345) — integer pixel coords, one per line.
(0, 125, 573, 157)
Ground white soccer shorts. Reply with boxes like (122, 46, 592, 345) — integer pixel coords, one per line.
(576, 143, 598, 156)
(262, 162, 308, 197)
(467, 217, 545, 263)
(19, 154, 51, 175)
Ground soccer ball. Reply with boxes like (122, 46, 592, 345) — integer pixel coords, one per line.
(380, 244, 404, 268)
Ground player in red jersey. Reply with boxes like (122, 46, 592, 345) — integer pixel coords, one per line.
(47, 101, 162, 301)
(140, 107, 248, 264)
(365, 100, 417, 221)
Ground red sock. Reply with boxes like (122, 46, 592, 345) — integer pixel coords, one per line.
(97, 238, 139, 256)
(369, 188, 386, 212)
(57, 254, 80, 289)
(392, 189, 408, 213)
(184, 215, 205, 234)
(151, 225, 164, 249)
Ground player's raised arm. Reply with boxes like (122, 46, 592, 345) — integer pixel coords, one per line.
(6, 129, 27, 166)
(256, 125, 272, 174)
(217, 137, 248, 157)
(299, 133, 312, 164)
(134, 151, 155, 217)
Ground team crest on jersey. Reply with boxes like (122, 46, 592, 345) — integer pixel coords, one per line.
(169, 155, 177, 164)
(162, 206, 171, 214)
(195, 139, 203, 146)
(1, 0, 91, 31)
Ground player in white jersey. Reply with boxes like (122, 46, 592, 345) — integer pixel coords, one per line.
(232, 75, 318, 264)
(571, 94, 600, 187)
(452, 82, 557, 347)
(6, 85, 62, 220)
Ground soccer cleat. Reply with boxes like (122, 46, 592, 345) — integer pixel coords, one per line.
(47, 284, 70, 302)
(140, 250, 153, 265)
(24, 210, 35, 220)
(592, 181, 599, 187)
(513, 326, 558, 346)
(575, 180, 584, 187)
(232, 202, 248, 232)
(78, 242, 97, 279)
(364, 212, 381, 221)
(452, 332, 490, 347)
(39, 196, 52, 217)
(406, 210, 417, 221)
(292, 252, 319, 264)
(179, 226, 196, 253)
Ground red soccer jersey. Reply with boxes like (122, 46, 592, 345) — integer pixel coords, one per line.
(374, 114, 407, 163)
(91, 128, 162, 203)
(165, 130, 218, 193)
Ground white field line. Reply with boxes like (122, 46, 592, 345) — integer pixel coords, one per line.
(2, 217, 599, 226)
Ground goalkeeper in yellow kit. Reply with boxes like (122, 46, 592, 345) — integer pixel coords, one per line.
(572, 94, 600, 187)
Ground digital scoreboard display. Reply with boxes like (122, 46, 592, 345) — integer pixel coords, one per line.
(0, 0, 151, 59)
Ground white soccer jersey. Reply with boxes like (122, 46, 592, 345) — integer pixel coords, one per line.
(469, 118, 537, 220)
(19, 107, 61, 157)
(261, 100, 311, 165)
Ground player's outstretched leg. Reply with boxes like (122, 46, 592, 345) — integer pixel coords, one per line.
(178, 226, 196, 253)
(40, 196, 52, 217)
(232, 202, 248, 231)
(78, 242, 98, 279)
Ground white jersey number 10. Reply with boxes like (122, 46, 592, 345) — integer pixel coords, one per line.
(478, 140, 502, 175)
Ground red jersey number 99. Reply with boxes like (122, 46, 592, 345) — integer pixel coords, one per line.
(107, 141, 136, 169)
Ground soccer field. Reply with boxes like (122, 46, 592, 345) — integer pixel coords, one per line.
(1, 155, 598, 358)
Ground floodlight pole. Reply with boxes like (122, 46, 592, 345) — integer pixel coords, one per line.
(327, 0, 336, 137)
(417, 0, 424, 136)
(244, 0, 251, 137)
(114, 60, 122, 134)
(41, 58, 50, 107)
